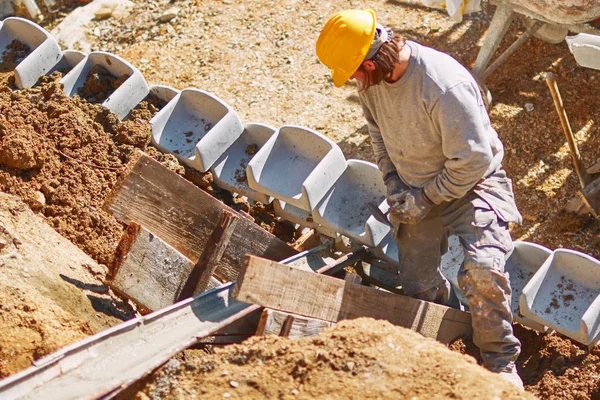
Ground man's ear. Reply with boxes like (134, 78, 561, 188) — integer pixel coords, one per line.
(363, 60, 376, 71)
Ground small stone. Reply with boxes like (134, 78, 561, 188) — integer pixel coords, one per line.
(223, 393, 231, 398)
(159, 7, 179, 23)
(30, 191, 46, 210)
(551, 355, 567, 371)
(524, 103, 534, 112)
(291, 389, 299, 396)
(229, 381, 238, 388)
(94, 7, 113, 20)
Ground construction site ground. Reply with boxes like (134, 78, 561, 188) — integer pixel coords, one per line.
(1, 0, 600, 398)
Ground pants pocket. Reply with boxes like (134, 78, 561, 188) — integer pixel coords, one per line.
(473, 177, 522, 224)
(471, 198, 513, 252)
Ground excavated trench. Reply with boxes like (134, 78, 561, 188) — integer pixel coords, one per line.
(0, 28, 599, 400)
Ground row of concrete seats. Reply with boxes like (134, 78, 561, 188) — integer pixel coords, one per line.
(0, 16, 398, 255)
(3, 16, 599, 347)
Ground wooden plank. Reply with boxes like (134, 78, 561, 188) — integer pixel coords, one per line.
(255, 309, 333, 339)
(1, 252, 329, 399)
(315, 246, 369, 274)
(234, 256, 472, 344)
(291, 229, 320, 251)
(178, 210, 239, 300)
(109, 224, 222, 311)
(103, 151, 297, 282)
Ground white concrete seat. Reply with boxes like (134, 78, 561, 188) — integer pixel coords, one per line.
(61, 51, 149, 120)
(505, 241, 551, 332)
(150, 88, 243, 172)
(373, 228, 399, 266)
(246, 125, 346, 211)
(520, 248, 600, 346)
(148, 84, 180, 105)
(566, 33, 600, 71)
(273, 200, 323, 233)
(48, 49, 86, 75)
(312, 159, 390, 247)
(211, 123, 276, 204)
(0, 17, 62, 88)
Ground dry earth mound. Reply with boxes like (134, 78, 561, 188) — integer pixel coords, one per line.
(120, 318, 536, 400)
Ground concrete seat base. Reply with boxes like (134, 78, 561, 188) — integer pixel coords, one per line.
(520, 249, 600, 346)
(61, 51, 149, 120)
(0, 17, 62, 88)
(211, 123, 276, 204)
(150, 88, 243, 172)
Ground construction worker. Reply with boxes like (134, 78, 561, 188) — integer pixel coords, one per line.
(316, 9, 524, 390)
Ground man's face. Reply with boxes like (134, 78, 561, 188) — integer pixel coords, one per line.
(349, 60, 376, 85)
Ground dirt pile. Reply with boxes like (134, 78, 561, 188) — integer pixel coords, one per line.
(0, 72, 151, 265)
(0, 192, 135, 378)
(120, 318, 535, 400)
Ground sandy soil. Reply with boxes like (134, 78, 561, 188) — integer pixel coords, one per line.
(0, 0, 599, 398)
(118, 318, 536, 400)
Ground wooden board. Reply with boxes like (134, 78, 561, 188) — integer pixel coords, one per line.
(234, 256, 472, 344)
(103, 151, 298, 282)
(109, 223, 221, 311)
(256, 309, 333, 338)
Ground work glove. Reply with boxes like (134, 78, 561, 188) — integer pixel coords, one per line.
(384, 172, 409, 202)
(388, 188, 435, 225)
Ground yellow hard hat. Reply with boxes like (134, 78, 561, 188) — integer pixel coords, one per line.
(316, 9, 377, 88)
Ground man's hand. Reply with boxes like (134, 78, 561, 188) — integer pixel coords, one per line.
(384, 172, 409, 201)
(388, 188, 435, 225)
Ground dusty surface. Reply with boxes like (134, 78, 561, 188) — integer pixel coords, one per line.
(0, 0, 600, 398)
(119, 318, 536, 400)
(0, 192, 135, 378)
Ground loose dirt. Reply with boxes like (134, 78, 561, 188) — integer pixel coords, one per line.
(1, 0, 600, 398)
(118, 318, 536, 400)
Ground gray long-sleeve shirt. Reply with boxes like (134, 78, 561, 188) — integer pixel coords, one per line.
(359, 41, 504, 205)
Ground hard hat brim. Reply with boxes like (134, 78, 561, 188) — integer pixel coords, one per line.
(332, 69, 351, 88)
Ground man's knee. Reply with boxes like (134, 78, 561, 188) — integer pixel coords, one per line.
(457, 247, 512, 300)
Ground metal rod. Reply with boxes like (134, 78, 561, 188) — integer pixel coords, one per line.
(545, 72, 591, 188)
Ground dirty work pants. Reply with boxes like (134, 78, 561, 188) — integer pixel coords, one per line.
(395, 178, 521, 371)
